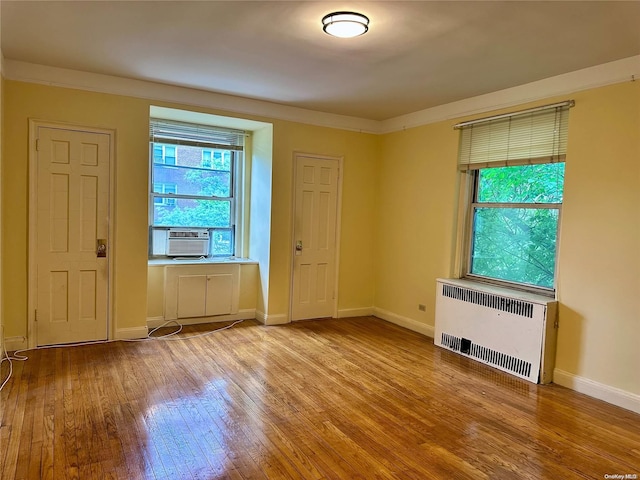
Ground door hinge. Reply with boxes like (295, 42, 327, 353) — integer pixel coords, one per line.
(35, 309, 38, 322)
(36, 139, 40, 151)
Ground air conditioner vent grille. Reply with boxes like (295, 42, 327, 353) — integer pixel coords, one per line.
(442, 284, 534, 318)
(440, 333, 532, 378)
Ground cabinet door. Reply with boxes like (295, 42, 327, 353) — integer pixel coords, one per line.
(205, 274, 233, 316)
(177, 275, 207, 318)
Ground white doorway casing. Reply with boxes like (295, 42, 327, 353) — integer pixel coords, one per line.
(28, 121, 115, 347)
(290, 153, 343, 322)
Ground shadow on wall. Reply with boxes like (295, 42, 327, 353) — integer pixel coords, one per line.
(555, 304, 585, 379)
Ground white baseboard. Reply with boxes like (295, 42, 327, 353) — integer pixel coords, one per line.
(257, 309, 376, 324)
(337, 307, 374, 318)
(114, 326, 149, 341)
(553, 369, 640, 414)
(255, 311, 289, 325)
(147, 309, 256, 328)
(373, 308, 435, 338)
(264, 313, 289, 326)
(4, 336, 28, 352)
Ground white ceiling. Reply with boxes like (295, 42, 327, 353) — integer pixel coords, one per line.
(2, 1, 639, 121)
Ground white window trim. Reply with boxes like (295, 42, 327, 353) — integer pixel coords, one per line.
(149, 147, 243, 258)
(456, 168, 562, 297)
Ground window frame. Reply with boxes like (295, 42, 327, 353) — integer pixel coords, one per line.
(149, 149, 238, 248)
(461, 166, 563, 296)
(149, 142, 242, 258)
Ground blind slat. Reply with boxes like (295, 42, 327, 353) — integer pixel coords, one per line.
(457, 103, 571, 170)
(150, 118, 246, 151)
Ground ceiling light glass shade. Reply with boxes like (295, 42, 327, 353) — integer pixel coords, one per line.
(322, 11, 369, 38)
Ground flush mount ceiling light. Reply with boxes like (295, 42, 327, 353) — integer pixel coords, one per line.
(322, 11, 369, 38)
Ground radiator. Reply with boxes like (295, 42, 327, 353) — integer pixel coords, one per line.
(434, 278, 558, 384)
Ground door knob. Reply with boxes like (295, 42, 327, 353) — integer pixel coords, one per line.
(97, 239, 107, 257)
(295, 240, 303, 251)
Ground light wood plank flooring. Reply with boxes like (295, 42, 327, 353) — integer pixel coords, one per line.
(1, 317, 639, 479)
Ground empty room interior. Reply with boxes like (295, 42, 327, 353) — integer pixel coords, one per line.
(1, 2, 639, 479)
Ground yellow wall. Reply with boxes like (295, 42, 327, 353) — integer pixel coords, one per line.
(269, 122, 378, 316)
(377, 81, 640, 396)
(249, 125, 274, 315)
(376, 121, 459, 321)
(0, 78, 3, 354)
(146, 266, 165, 319)
(2, 81, 150, 338)
(1, 80, 378, 339)
(556, 82, 639, 394)
(0, 13, 4, 354)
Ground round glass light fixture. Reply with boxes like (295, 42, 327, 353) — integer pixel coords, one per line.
(322, 11, 369, 38)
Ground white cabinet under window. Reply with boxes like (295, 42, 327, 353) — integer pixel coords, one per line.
(165, 264, 240, 320)
(177, 273, 234, 318)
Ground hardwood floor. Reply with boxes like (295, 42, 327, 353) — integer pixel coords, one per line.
(1, 317, 639, 479)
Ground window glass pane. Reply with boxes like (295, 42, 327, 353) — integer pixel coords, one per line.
(152, 145, 164, 163)
(477, 163, 564, 203)
(153, 165, 231, 197)
(164, 145, 176, 165)
(211, 229, 233, 256)
(153, 198, 231, 228)
(470, 207, 559, 288)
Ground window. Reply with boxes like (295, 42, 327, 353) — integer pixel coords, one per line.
(149, 119, 245, 256)
(201, 149, 231, 169)
(153, 183, 177, 206)
(456, 101, 572, 293)
(153, 144, 176, 165)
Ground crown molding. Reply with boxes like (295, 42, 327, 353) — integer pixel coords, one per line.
(3, 55, 639, 135)
(2, 60, 380, 134)
(379, 55, 640, 134)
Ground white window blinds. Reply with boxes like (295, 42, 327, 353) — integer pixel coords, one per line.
(150, 118, 246, 151)
(456, 101, 573, 170)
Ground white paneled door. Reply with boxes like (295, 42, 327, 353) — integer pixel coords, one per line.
(35, 126, 111, 346)
(291, 154, 341, 321)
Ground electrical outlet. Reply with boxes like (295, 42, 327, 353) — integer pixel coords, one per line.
(418, 304, 426, 312)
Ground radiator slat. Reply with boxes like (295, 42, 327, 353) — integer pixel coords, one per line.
(440, 333, 533, 379)
(442, 284, 534, 318)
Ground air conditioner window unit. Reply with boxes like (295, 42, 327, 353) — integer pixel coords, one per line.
(165, 228, 210, 257)
(434, 278, 558, 384)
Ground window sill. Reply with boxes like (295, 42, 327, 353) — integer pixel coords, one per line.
(450, 276, 557, 302)
(148, 257, 258, 266)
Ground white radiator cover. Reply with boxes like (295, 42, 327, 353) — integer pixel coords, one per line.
(164, 264, 240, 320)
(434, 278, 558, 384)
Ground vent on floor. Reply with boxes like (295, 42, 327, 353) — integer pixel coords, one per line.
(440, 333, 533, 378)
(441, 284, 534, 318)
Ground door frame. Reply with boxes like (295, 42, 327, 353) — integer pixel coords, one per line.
(28, 120, 116, 348)
(289, 152, 344, 322)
